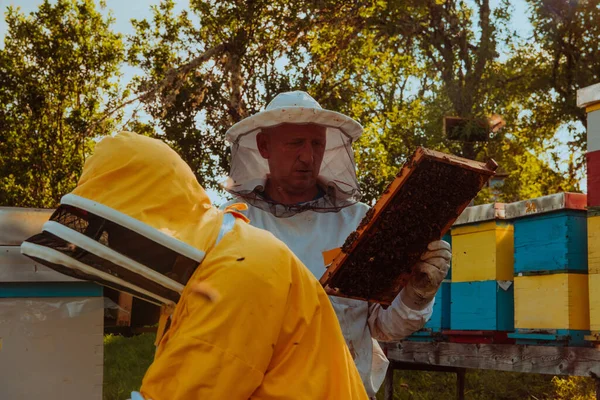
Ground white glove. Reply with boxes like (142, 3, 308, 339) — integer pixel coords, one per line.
(400, 240, 451, 310)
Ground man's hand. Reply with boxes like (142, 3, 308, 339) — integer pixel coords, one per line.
(400, 240, 451, 310)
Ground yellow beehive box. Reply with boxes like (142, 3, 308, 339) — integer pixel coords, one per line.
(588, 213, 600, 274)
(589, 274, 600, 331)
(451, 203, 514, 282)
(515, 274, 589, 330)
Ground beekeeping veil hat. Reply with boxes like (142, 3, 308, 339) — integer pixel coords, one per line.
(224, 91, 363, 217)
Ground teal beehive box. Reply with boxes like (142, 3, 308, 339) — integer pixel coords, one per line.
(506, 193, 587, 275)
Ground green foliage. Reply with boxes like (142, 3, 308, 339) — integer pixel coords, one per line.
(2, 0, 597, 207)
(294, 0, 586, 204)
(375, 369, 596, 400)
(126, 0, 315, 189)
(0, 0, 124, 208)
(551, 376, 595, 400)
(526, 0, 600, 168)
(103, 333, 156, 400)
(489, 0, 600, 193)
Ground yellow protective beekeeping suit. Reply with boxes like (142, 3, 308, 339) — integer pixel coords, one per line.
(75, 132, 368, 400)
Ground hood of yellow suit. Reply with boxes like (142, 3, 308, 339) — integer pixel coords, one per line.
(73, 131, 222, 250)
(20, 131, 228, 308)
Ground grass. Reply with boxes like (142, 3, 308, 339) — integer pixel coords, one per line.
(103, 334, 596, 400)
(375, 369, 596, 400)
(103, 333, 156, 400)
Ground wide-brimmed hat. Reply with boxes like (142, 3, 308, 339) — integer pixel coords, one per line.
(225, 91, 363, 147)
(223, 91, 364, 216)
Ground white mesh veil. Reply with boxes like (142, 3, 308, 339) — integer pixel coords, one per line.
(224, 91, 363, 217)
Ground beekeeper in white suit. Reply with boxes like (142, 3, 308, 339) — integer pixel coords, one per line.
(222, 91, 451, 397)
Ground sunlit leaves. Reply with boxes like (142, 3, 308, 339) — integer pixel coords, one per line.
(0, 0, 124, 207)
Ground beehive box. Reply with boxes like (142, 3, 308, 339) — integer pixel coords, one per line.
(320, 147, 497, 304)
(450, 280, 514, 331)
(588, 274, 600, 332)
(451, 203, 514, 282)
(408, 280, 451, 341)
(587, 208, 600, 274)
(587, 150, 600, 207)
(507, 193, 587, 275)
(511, 273, 590, 346)
(513, 273, 589, 330)
(589, 207, 600, 336)
(0, 207, 104, 400)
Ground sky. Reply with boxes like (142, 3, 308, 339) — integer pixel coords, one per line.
(0, 0, 586, 196)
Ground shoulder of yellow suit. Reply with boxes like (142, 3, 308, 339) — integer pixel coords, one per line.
(211, 217, 297, 272)
(185, 215, 315, 308)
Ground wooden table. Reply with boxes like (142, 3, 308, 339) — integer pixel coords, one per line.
(383, 341, 600, 399)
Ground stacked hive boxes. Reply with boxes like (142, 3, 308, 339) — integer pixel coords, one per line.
(401, 192, 594, 347)
(506, 193, 589, 346)
(589, 207, 600, 341)
(448, 203, 515, 343)
(579, 83, 600, 344)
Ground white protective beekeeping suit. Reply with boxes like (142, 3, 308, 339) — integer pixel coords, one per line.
(222, 91, 434, 396)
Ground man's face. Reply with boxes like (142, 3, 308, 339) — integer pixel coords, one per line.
(257, 124, 327, 195)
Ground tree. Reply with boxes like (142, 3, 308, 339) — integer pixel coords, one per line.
(127, 0, 586, 204)
(0, 0, 124, 208)
(127, 0, 319, 190)
(291, 0, 582, 203)
(512, 0, 600, 179)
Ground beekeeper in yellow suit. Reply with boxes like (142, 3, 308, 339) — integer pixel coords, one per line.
(22, 131, 367, 400)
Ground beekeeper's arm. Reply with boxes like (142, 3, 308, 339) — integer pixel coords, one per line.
(368, 240, 451, 342)
(139, 246, 289, 399)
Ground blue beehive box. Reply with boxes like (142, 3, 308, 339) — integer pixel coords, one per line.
(506, 193, 587, 275)
(450, 280, 514, 331)
(509, 329, 589, 347)
(427, 280, 451, 331)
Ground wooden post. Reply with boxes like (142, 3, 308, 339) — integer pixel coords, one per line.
(592, 372, 600, 400)
(384, 365, 394, 400)
(116, 292, 133, 326)
(456, 368, 466, 400)
(383, 363, 394, 400)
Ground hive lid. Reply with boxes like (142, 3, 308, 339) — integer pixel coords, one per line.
(453, 202, 506, 226)
(0, 207, 53, 246)
(0, 207, 85, 283)
(577, 82, 600, 108)
(505, 192, 586, 219)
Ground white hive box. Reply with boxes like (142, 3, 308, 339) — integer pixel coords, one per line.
(0, 207, 104, 400)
